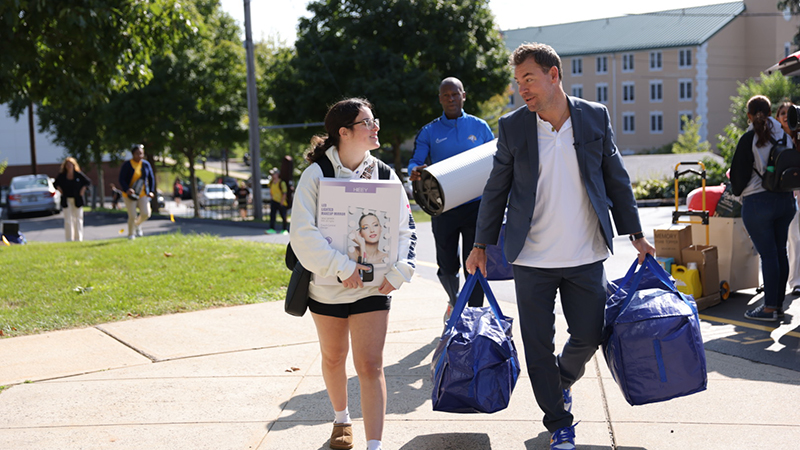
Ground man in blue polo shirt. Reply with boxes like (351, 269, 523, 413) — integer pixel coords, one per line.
(408, 77, 495, 322)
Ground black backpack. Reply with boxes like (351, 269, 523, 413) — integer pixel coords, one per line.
(757, 132, 800, 192)
(284, 157, 393, 271)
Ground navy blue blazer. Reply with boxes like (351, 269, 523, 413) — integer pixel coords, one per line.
(475, 96, 642, 263)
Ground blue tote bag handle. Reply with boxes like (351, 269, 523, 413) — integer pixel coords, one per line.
(443, 271, 508, 333)
(619, 254, 698, 318)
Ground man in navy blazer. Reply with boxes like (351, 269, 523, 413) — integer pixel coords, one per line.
(467, 43, 655, 450)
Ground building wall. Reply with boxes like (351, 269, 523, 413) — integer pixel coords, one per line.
(509, 0, 800, 155)
(0, 104, 67, 172)
(1, 104, 123, 192)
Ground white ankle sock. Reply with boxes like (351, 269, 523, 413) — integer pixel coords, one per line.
(367, 440, 382, 450)
(334, 407, 350, 424)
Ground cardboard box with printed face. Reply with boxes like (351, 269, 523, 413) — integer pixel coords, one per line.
(314, 178, 403, 286)
(681, 245, 719, 298)
(653, 224, 693, 265)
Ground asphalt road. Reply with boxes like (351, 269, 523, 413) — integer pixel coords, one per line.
(3, 204, 798, 372)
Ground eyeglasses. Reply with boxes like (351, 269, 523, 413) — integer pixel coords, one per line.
(346, 118, 380, 129)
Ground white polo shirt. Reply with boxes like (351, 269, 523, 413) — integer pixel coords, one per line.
(513, 116, 609, 268)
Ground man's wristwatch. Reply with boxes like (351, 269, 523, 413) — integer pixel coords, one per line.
(473, 243, 487, 250)
(629, 232, 645, 241)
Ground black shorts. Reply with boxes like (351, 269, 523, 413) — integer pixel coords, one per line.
(308, 295, 391, 318)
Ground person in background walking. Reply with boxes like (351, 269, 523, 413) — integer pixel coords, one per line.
(53, 156, 92, 242)
(731, 95, 795, 321)
(173, 177, 183, 207)
(775, 101, 800, 296)
(119, 144, 156, 240)
(236, 180, 250, 220)
(266, 168, 288, 234)
(407, 76, 495, 323)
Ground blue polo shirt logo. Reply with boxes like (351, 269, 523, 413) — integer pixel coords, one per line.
(468, 135, 477, 143)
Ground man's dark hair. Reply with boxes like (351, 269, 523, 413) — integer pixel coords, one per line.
(510, 43, 562, 80)
(131, 143, 144, 152)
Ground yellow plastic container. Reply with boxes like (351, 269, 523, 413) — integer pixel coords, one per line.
(672, 263, 702, 298)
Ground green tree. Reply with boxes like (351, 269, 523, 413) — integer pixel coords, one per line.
(727, 71, 800, 130)
(35, 0, 247, 215)
(715, 71, 800, 165)
(263, 0, 510, 171)
(117, 0, 247, 215)
(254, 38, 315, 177)
(672, 115, 710, 154)
(0, 0, 199, 112)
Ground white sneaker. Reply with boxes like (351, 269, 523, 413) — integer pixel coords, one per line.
(128, 235, 136, 240)
(135, 226, 143, 237)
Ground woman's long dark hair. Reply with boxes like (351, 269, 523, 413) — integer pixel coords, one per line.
(306, 98, 373, 164)
(748, 95, 773, 147)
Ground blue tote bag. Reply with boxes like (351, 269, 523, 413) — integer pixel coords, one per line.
(431, 271, 521, 413)
(603, 254, 707, 406)
(485, 223, 513, 281)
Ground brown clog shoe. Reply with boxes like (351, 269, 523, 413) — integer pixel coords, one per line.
(329, 422, 353, 450)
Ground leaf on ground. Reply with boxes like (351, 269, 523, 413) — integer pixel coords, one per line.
(285, 367, 301, 372)
(164, 252, 173, 257)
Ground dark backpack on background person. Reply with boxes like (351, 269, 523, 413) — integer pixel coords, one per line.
(756, 132, 800, 192)
(284, 157, 393, 316)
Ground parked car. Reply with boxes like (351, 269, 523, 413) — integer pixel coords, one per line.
(156, 189, 166, 209)
(199, 183, 236, 208)
(179, 179, 205, 200)
(7, 174, 61, 218)
(215, 175, 239, 192)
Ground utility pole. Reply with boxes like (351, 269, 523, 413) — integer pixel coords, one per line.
(28, 102, 38, 174)
(244, 0, 263, 220)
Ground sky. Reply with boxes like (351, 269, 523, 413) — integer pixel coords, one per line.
(219, 0, 736, 45)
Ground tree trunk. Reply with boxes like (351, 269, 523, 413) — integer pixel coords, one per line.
(188, 151, 200, 218)
(95, 151, 105, 209)
(148, 153, 159, 214)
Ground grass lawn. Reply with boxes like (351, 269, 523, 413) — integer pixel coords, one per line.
(0, 233, 288, 338)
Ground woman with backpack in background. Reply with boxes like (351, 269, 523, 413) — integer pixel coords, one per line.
(731, 95, 795, 321)
(288, 98, 415, 450)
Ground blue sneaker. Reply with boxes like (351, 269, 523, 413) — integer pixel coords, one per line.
(550, 422, 578, 450)
(744, 304, 778, 322)
(562, 388, 572, 413)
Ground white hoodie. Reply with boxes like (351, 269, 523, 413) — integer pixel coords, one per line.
(289, 147, 416, 304)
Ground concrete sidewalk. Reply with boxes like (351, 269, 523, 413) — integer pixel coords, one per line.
(1, 274, 799, 450)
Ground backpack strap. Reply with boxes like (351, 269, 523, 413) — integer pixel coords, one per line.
(376, 159, 392, 180)
(316, 156, 336, 178)
(317, 155, 392, 180)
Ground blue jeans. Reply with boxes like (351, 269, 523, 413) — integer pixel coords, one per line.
(742, 191, 796, 309)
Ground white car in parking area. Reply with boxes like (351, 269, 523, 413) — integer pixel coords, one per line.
(199, 183, 236, 208)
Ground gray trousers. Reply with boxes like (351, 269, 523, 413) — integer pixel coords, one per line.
(512, 261, 606, 433)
